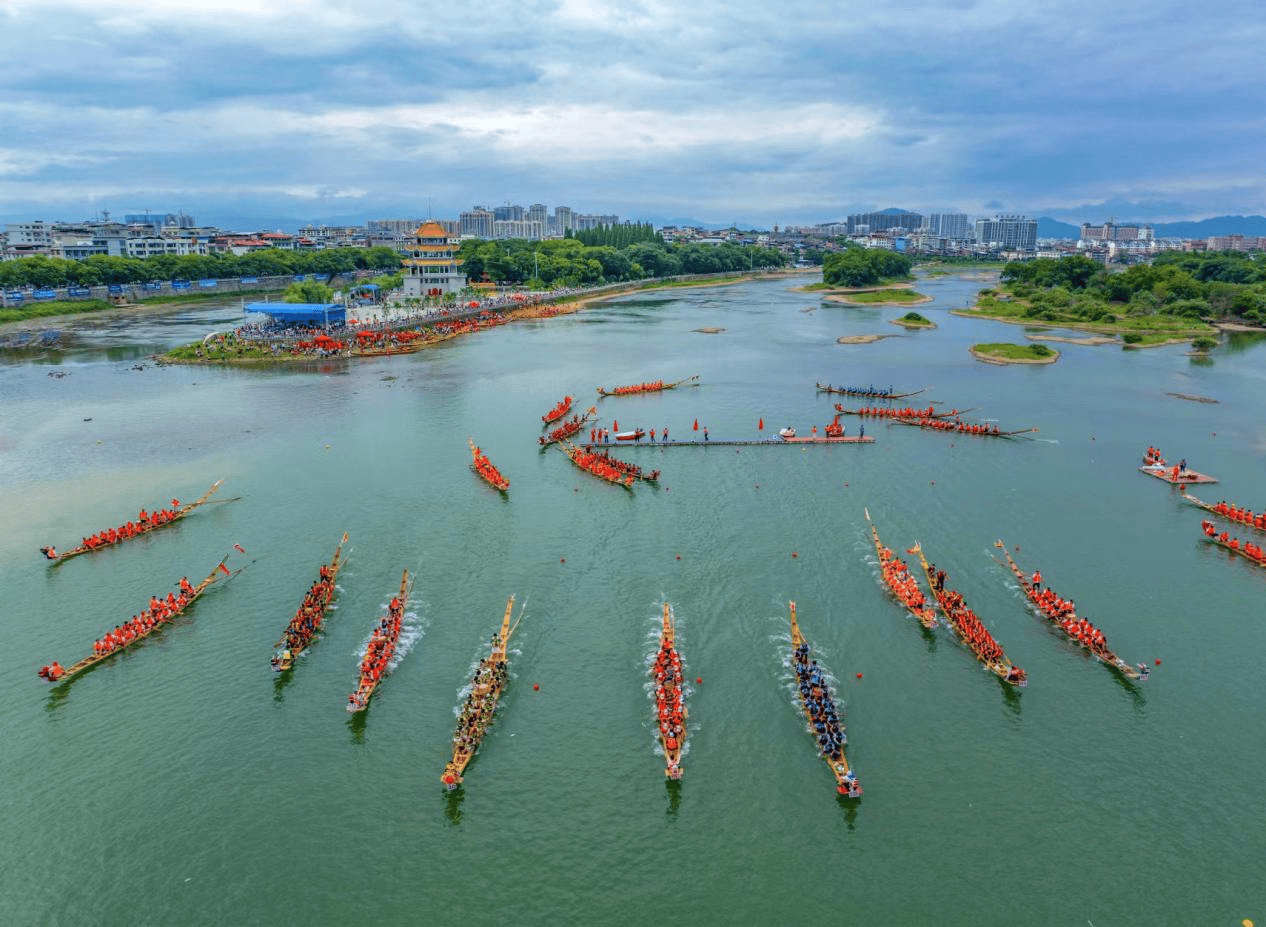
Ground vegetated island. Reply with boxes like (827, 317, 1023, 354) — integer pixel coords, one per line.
(955, 253, 1266, 349)
(970, 342, 1059, 365)
(837, 334, 899, 345)
(798, 246, 917, 299)
(825, 288, 932, 306)
(889, 312, 936, 329)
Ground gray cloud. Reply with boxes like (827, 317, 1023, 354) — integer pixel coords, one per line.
(1, 0, 1263, 226)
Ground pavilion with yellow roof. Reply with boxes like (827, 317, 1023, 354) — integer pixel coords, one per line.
(402, 220, 465, 298)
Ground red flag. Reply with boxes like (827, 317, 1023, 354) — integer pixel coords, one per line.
(233, 544, 245, 553)
(693, 419, 699, 431)
(218, 563, 231, 575)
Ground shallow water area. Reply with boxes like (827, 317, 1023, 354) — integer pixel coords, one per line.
(2, 272, 1264, 925)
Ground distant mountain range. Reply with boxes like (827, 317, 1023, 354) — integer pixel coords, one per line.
(1039, 215, 1266, 240)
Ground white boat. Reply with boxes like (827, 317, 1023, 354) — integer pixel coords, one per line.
(778, 427, 796, 438)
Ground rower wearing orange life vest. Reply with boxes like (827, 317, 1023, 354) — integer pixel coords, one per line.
(1031, 570, 1041, 590)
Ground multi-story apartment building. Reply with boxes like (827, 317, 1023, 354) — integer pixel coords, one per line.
(1079, 222, 1153, 242)
(1206, 234, 1266, 251)
(124, 212, 195, 231)
(974, 215, 1037, 251)
(573, 213, 620, 231)
(460, 208, 495, 238)
(552, 207, 574, 235)
(924, 213, 970, 239)
(492, 219, 544, 240)
(528, 204, 547, 228)
(125, 237, 209, 259)
(846, 211, 923, 235)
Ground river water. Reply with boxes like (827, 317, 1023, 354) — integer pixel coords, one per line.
(2, 272, 1264, 925)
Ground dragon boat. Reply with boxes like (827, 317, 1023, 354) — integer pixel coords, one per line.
(912, 544, 1027, 686)
(40, 480, 230, 563)
(346, 570, 412, 713)
(892, 417, 1036, 437)
(835, 403, 972, 420)
(596, 375, 698, 397)
(816, 383, 926, 400)
(1179, 486, 1266, 531)
(652, 603, 687, 779)
(788, 602, 860, 797)
(442, 596, 520, 790)
(539, 406, 597, 447)
(588, 449, 659, 482)
(470, 438, 510, 492)
(542, 395, 574, 425)
(271, 532, 348, 672)
(1201, 521, 1266, 572)
(994, 541, 1148, 680)
(559, 440, 635, 488)
(38, 553, 243, 684)
(864, 509, 937, 629)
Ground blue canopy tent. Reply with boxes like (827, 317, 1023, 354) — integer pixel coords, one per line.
(244, 302, 345, 327)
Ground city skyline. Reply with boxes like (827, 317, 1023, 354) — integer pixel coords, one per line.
(1, 1, 1263, 228)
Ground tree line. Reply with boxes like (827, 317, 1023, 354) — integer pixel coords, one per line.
(564, 223, 662, 248)
(0, 247, 402, 289)
(1000, 252, 1265, 323)
(458, 237, 785, 287)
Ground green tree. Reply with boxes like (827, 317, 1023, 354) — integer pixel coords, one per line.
(284, 280, 335, 303)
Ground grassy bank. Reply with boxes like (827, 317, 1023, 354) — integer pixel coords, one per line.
(0, 299, 114, 325)
(962, 294, 1215, 335)
(834, 289, 929, 304)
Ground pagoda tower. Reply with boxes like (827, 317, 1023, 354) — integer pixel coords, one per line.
(402, 220, 464, 297)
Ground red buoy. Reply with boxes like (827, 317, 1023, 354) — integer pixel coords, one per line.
(676, 555, 681, 560)
(758, 418, 764, 430)
(1155, 658, 1162, 665)
(693, 419, 698, 431)
(533, 683, 540, 690)
(613, 420, 619, 431)
(791, 552, 798, 558)
(696, 677, 702, 684)
(856, 673, 863, 679)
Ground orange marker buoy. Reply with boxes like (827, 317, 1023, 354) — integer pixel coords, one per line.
(696, 677, 702, 684)
(1155, 658, 1162, 665)
(613, 420, 619, 431)
(758, 418, 764, 430)
(533, 683, 540, 691)
(693, 419, 698, 431)
(856, 673, 863, 679)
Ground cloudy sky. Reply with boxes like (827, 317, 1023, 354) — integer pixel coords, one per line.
(2, 0, 1263, 229)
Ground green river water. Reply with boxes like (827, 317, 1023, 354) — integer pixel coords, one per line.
(2, 272, 1264, 926)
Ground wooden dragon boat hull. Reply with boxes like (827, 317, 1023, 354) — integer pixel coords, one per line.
(470, 438, 509, 492)
(788, 602, 860, 797)
(346, 570, 412, 713)
(654, 603, 687, 779)
(892, 419, 1036, 437)
(443, 596, 519, 789)
(44, 554, 242, 684)
(864, 509, 937, 629)
(1203, 536, 1266, 571)
(816, 383, 926, 400)
(538, 406, 597, 447)
(993, 541, 1148, 681)
(596, 375, 698, 397)
(1179, 486, 1266, 532)
(912, 543, 1026, 687)
(560, 440, 635, 488)
(42, 480, 229, 564)
(542, 396, 575, 425)
(272, 532, 348, 672)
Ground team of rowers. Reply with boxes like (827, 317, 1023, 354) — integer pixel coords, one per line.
(653, 635, 686, 778)
(41, 500, 183, 559)
(542, 395, 574, 424)
(927, 566, 1027, 685)
(588, 449, 659, 482)
(38, 579, 200, 680)
(903, 417, 1004, 435)
(791, 642, 858, 795)
(271, 564, 337, 670)
(568, 446, 635, 485)
(471, 444, 509, 491)
(540, 413, 588, 445)
(1203, 520, 1266, 564)
(346, 596, 404, 711)
(449, 639, 510, 762)
(1025, 574, 1112, 653)
(608, 379, 665, 395)
(827, 385, 899, 398)
(839, 403, 940, 420)
(874, 541, 936, 626)
(1207, 499, 1266, 530)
